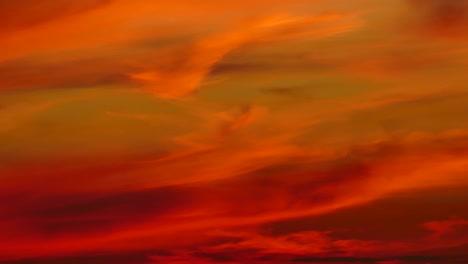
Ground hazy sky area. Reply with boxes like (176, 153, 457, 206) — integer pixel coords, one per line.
(0, 0, 468, 263)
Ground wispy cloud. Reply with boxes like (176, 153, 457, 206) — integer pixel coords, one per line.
(1, 1, 467, 263)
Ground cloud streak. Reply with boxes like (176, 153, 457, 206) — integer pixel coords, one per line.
(1, 0, 468, 263)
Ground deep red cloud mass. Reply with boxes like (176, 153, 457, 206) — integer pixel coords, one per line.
(405, 0, 468, 38)
(0, 1, 467, 263)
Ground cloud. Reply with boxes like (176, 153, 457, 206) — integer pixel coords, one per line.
(1, 129, 467, 260)
(216, 105, 265, 136)
(130, 12, 362, 99)
(405, 0, 468, 39)
(0, 1, 362, 96)
(2, 85, 467, 260)
(0, 0, 113, 37)
(0, 92, 93, 133)
(423, 217, 468, 239)
(142, 228, 463, 263)
(0, 57, 131, 90)
(1, 1, 468, 263)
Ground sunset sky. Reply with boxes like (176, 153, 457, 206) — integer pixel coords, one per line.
(1, 0, 468, 263)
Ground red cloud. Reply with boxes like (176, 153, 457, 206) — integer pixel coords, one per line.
(1, 1, 468, 263)
(423, 217, 468, 238)
(405, 0, 468, 39)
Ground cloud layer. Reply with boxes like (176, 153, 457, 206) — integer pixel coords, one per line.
(0, 0, 467, 263)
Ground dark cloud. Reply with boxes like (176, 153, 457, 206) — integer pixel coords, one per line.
(0, 253, 460, 264)
(210, 60, 333, 75)
(291, 255, 446, 263)
(0, 0, 113, 37)
(406, 0, 468, 38)
(210, 62, 269, 75)
(0, 57, 132, 90)
(2, 185, 197, 239)
(261, 86, 303, 96)
(0, 251, 152, 264)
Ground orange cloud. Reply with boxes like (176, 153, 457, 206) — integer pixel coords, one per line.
(130, 12, 362, 99)
(1, 129, 467, 261)
(1, 1, 468, 263)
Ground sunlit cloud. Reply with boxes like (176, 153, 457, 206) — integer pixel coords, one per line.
(0, 0, 467, 263)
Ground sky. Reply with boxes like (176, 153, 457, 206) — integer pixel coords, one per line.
(0, 0, 468, 263)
